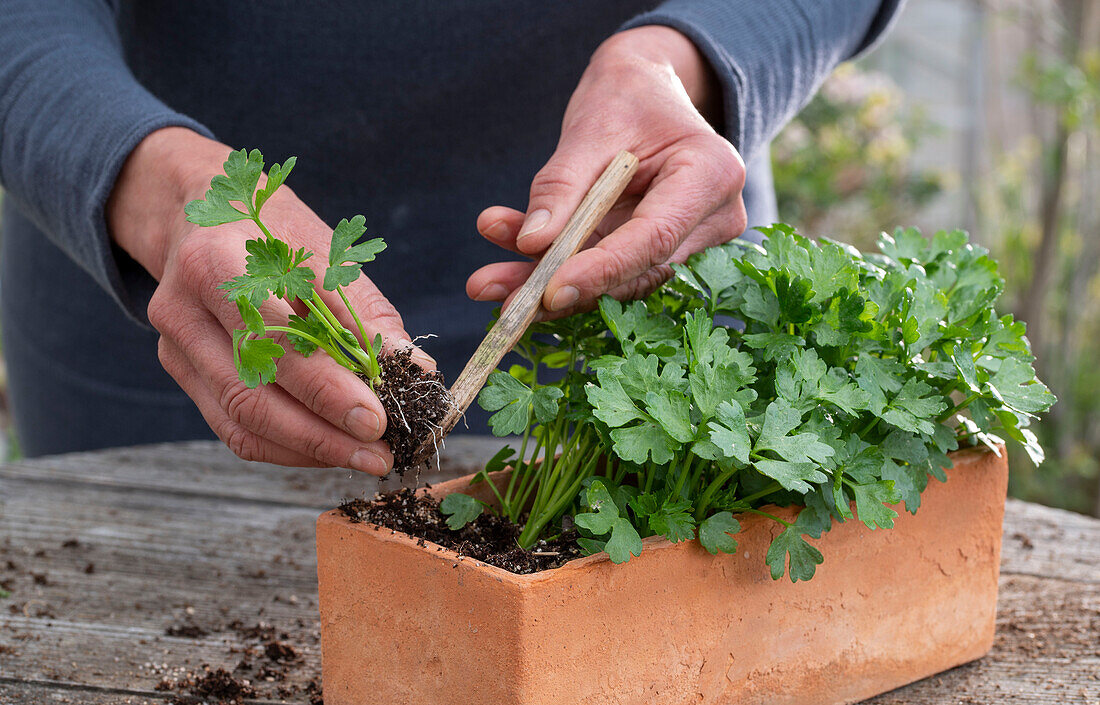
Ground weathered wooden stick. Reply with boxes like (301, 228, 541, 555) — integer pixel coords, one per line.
(410, 150, 639, 466)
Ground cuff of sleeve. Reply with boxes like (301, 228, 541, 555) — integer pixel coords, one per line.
(89, 113, 215, 328)
(619, 12, 748, 157)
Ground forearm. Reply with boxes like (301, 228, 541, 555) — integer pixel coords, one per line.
(0, 0, 212, 319)
(108, 127, 232, 281)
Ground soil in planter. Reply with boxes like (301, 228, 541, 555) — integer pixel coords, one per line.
(371, 347, 452, 472)
(340, 489, 584, 574)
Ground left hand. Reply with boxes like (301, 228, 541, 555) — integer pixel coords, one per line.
(466, 26, 747, 320)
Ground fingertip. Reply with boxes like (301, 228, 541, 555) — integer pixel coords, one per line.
(477, 206, 524, 244)
(349, 443, 394, 476)
(515, 208, 554, 254)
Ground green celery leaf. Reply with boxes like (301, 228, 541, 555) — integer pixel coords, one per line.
(609, 422, 678, 465)
(645, 496, 696, 543)
(755, 399, 836, 466)
(235, 296, 265, 335)
(285, 311, 330, 356)
(478, 371, 563, 436)
(605, 518, 644, 564)
(184, 190, 251, 226)
(235, 332, 284, 388)
(707, 401, 751, 465)
(755, 459, 828, 494)
(644, 389, 694, 443)
(185, 148, 265, 225)
(852, 481, 902, 529)
(698, 511, 741, 555)
(855, 355, 905, 415)
(587, 367, 646, 426)
(254, 156, 296, 213)
(987, 357, 1056, 415)
(439, 493, 485, 530)
(690, 359, 756, 420)
(880, 377, 947, 435)
(577, 537, 607, 556)
(324, 215, 387, 290)
(774, 272, 815, 325)
(219, 237, 316, 306)
(575, 480, 620, 535)
(766, 525, 824, 582)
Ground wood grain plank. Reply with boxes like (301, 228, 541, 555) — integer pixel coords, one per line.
(2, 442, 1099, 705)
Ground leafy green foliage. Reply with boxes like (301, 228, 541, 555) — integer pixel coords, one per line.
(325, 215, 387, 291)
(185, 150, 389, 389)
(574, 481, 643, 564)
(477, 223, 1055, 582)
(478, 371, 564, 436)
(439, 493, 485, 530)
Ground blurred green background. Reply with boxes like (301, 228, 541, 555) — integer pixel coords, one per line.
(0, 0, 1095, 516)
(773, 0, 1100, 516)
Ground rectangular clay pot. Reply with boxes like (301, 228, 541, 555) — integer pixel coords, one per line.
(316, 446, 1007, 705)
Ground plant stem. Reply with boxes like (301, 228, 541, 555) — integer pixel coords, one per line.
(937, 392, 980, 423)
(263, 326, 358, 370)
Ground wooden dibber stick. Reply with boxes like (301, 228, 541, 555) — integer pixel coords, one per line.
(409, 150, 639, 466)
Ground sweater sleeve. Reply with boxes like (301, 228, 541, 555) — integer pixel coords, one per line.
(0, 0, 213, 323)
(621, 0, 905, 166)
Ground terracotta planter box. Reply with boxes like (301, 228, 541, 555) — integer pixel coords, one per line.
(316, 447, 1007, 705)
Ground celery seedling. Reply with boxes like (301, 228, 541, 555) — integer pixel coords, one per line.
(184, 149, 387, 389)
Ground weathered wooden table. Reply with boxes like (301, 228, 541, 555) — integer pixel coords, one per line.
(1, 441, 1097, 704)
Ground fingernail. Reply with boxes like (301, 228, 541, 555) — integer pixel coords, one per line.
(484, 220, 510, 241)
(517, 209, 551, 241)
(345, 405, 382, 442)
(473, 282, 509, 302)
(349, 448, 389, 475)
(549, 285, 580, 312)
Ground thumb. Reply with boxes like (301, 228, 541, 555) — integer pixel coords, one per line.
(515, 145, 624, 256)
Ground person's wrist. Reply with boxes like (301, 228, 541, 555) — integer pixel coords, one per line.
(594, 26, 721, 125)
(107, 127, 233, 280)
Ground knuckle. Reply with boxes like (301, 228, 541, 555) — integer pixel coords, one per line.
(647, 217, 683, 264)
(713, 143, 746, 192)
(221, 380, 269, 436)
(530, 161, 582, 201)
(298, 430, 343, 467)
(223, 423, 261, 462)
(294, 365, 335, 417)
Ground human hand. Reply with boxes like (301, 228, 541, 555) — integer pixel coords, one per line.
(108, 128, 432, 474)
(467, 26, 747, 320)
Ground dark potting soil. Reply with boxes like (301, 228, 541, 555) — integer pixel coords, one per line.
(373, 347, 452, 471)
(339, 489, 584, 574)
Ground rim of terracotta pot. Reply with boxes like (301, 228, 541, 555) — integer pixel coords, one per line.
(321, 444, 1001, 588)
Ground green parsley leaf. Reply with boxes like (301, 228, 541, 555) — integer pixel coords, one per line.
(478, 371, 563, 436)
(254, 156, 296, 213)
(766, 525, 824, 582)
(324, 215, 387, 291)
(219, 237, 315, 306)
(852, 481, 902, 529)
(440, 493, 485, 530)
(234, 332, 284, 388)
(698, 512, 741, 555)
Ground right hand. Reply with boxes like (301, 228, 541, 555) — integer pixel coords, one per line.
(108, 127, 430, 474)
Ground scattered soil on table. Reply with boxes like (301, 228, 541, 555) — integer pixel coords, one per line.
(339, 488, 584, 574)
(161, 667, 256, 704)
(372, 347, 453, 471)
(155, 620, 321, 704)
